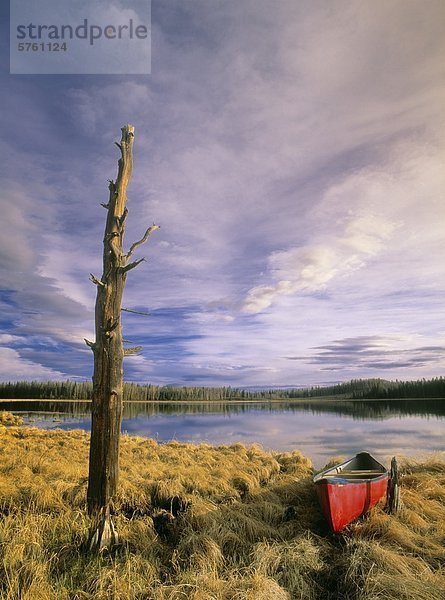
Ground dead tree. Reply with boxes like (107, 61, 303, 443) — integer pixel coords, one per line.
(85, 124, 159, 551)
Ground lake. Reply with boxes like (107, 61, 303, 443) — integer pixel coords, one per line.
(1, 398, 444, 468)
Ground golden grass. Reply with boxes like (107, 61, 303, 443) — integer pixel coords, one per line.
(0, 426, 444, 599)
(0, 412, 23, 427)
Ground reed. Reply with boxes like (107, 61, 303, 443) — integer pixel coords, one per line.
(0, 425, 444, 599)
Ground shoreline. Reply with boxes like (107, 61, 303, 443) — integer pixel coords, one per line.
(1, 396, 444, 404)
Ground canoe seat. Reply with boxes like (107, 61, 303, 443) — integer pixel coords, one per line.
(338, 470, 385, 474)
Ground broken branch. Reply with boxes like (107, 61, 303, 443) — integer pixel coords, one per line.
(126, 224, 160, 260)
(121, 258, 145, 274)
(122, 307, 151, 316)
(84, 339, 96, 350)
(89, 274, 105, 287)
(124, 346, 143, 356)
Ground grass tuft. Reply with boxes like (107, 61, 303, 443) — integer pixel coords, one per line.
(0, 412, 23, 427)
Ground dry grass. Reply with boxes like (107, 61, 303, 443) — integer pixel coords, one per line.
(0, 426, 444, 599)
(0, 412, 23, 427)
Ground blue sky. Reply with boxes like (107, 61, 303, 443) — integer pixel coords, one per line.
(0, 0, 444, 387)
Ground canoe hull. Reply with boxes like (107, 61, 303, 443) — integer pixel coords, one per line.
(314, 452, 389, 532)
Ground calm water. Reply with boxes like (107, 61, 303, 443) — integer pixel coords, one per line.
(2, 398, 444, 468)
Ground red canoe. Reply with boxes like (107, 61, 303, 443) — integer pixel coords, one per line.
(313, 452, 389, 533)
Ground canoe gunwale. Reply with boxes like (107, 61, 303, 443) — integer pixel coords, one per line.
(315, 472, 388, 485)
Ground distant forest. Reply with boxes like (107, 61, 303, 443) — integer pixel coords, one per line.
(0, 376, 444, 401)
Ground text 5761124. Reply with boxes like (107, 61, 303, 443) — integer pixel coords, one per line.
(18, 42, 67, 52)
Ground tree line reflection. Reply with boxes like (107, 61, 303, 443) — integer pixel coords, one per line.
(1, 397, 444, 422)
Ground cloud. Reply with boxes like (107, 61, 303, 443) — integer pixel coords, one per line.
(0, 347, 67, 381)
(240, 136, 445, 316)
(0, 334, 25, 345)
(242, 212, 398, 313)
(286, 335, 445, 373)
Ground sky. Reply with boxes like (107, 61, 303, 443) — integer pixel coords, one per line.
(0, 0, 444, 388)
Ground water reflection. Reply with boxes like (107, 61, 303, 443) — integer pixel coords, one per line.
(2, 398, 445, 418)
(2, 398, 444, 468)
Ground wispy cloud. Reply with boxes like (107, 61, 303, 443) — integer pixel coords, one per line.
(286, 336, 445, 372)
(242, 213, 398, 313)
(0, 347, 67, 381)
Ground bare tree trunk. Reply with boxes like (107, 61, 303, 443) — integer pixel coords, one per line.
(85, 125, 159, 551)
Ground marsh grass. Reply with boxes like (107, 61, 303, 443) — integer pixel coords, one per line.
(0, 425, 444, 599)
(0, 412, 23, 427)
